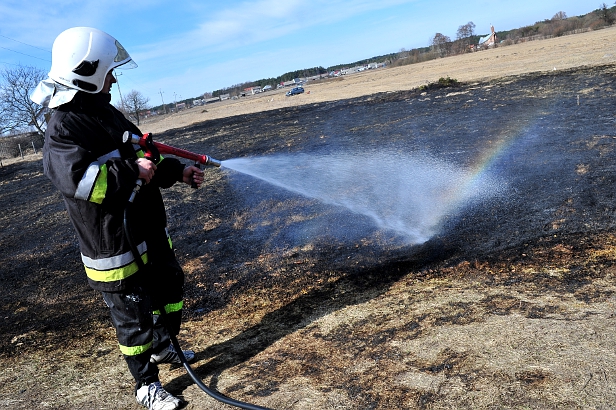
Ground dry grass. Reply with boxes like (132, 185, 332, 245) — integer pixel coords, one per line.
(141, 26, 616, 135)
(3, 26, 616, 410)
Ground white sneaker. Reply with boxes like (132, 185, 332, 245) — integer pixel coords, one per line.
(136, 381, 182, 410)
(150, 344, 195, 365)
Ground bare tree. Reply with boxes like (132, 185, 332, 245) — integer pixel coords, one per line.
(0, 65, 47, 136)
(455, 21, 476, 53)
(456, 21, 476, 40)
(0, 101, 9, 135)
(552, 11, 568, 20)
(123, 90, 150, 126)
(600, 3, 615, 25)
(431, 33, 452, 57)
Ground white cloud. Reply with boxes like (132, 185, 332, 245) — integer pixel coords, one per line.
(132, 0, 417, 63)
(0, 0, 169, 50)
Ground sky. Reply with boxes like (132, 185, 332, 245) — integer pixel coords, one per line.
(0, 0, 596, 107)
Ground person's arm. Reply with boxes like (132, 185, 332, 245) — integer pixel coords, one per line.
(149, 156, 204, 189)
(44, 130, 140, 207)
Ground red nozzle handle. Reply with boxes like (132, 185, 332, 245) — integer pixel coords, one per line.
(123, 132, 221, 167)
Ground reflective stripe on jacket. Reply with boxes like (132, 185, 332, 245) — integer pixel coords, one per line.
(74, 149, 120, 203)
(43, 92, 185, 292)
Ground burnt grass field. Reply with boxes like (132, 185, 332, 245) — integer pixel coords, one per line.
(2, 64, 616, 409)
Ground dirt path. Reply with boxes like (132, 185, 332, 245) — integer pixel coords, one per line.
(2, 28, 616, 410)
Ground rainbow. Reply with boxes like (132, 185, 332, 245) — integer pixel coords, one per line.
(440, 122, 536, 213)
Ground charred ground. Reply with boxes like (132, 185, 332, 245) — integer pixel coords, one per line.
(2, 64, 616, 409)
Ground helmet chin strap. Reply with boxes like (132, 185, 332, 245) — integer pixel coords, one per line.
(100, 71, 116, 94)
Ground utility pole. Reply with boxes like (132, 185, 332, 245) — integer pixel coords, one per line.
(159, 89, 167, 114)
(174, 92, 177, 112)
(114, 71, 126, 111)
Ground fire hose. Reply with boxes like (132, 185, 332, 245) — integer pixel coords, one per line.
(122, 132, 272, 410)
(122, 131, 222, 187)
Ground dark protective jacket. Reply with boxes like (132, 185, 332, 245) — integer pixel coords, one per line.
(43, 92, 185, 292)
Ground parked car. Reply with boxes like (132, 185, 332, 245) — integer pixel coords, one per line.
(286, 87, 304, 96)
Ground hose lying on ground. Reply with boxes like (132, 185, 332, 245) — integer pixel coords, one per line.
(123, 185, 273, 410)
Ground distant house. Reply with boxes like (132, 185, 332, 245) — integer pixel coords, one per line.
(478, 25, 497, 49)
(243, 86, 261, 95)
(345, 66, 363, 74)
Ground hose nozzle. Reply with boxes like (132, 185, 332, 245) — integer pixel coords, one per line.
(206, 156, 221, 167)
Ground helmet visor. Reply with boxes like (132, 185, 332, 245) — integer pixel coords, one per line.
(113, 40, 138, 69)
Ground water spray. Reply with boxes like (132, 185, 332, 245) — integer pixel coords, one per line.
(223, 151, 505, 244)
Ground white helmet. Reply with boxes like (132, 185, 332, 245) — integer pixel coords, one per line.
(49, 27, 137, 94)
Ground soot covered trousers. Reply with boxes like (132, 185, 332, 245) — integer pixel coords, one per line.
(101, 230, 185, 386)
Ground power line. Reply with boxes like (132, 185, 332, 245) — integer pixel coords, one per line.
(0, 46, 51, 62)
(0, 33, 50, 53)
(0, 61, 25, 67)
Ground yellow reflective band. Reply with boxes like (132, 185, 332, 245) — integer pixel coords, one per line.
(164, 228, 173, 249)
(84, 252, 148, 282)
(90, 164, 108, 204)
(153, 300, 183, 315)
(166, 300, 183, 313)
(135, 150, 163, 164)
(119, 341, 152, 356)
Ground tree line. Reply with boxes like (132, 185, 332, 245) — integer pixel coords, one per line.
(209, 4, 616, 100)
(1, 4, 614, 138)
(428, 4, 616, 62)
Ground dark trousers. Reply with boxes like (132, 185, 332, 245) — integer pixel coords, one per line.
(102, 231, 184, 387)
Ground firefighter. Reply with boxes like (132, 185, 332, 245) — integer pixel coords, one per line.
(31, 27, 204, 410)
